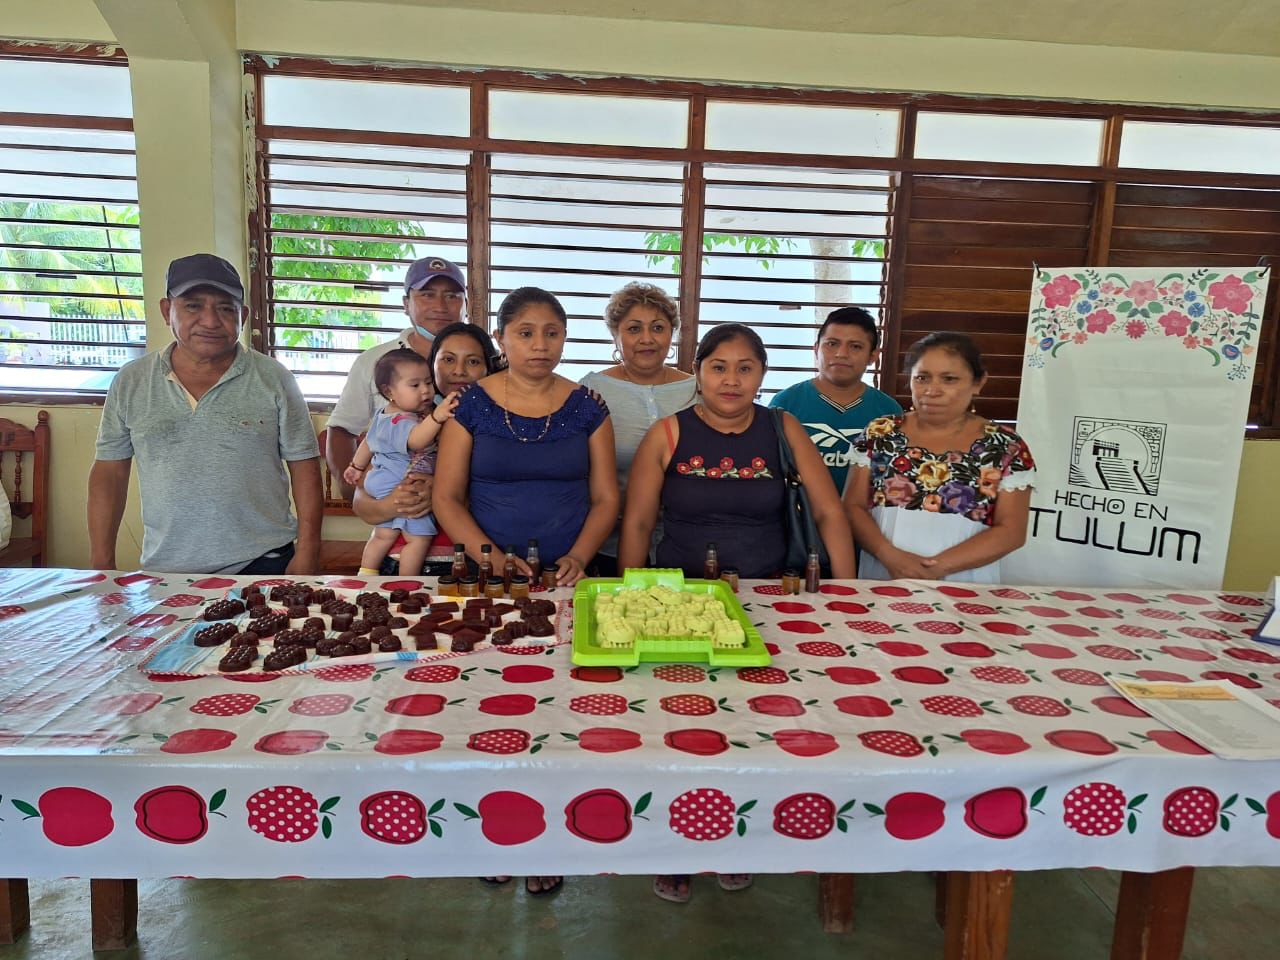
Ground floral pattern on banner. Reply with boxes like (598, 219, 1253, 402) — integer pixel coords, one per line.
(855, 417, 1035, 526)
(674, 455, 773, 480)
(1025, 267, 1268, 381)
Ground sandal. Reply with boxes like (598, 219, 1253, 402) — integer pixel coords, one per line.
(526, 876, 563, 896)
(653, 874, 691, 904)
(717, 873, 754, 892)
(480, 876, 512, 886)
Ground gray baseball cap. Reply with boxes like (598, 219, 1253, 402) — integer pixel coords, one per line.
(404, 256, 465, 293)
(166, 254, 244, 300)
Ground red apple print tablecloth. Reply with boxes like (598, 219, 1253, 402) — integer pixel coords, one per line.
(0, 568, 1278, 879)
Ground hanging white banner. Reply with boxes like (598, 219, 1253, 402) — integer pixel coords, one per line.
(1005, 265, 1269, 589)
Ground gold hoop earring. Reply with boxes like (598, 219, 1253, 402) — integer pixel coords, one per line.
(612, 348, 622, 364)
(667, 345, 677, 360)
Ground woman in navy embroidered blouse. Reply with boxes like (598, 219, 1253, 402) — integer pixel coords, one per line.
(433, 287, 619, 587)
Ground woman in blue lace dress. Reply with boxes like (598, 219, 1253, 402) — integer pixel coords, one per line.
(434, 286, 619, 587)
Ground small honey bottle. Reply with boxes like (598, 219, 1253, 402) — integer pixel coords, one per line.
(526, 539, 542, 591)
(451, 543, 467, 580)
(502, 545, 518, 594)
(804, 547, 821, 593)
(478, 544, 493, 591)
(703, 541, 719, 581)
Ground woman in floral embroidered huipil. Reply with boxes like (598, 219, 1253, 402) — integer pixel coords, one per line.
(844, 332, 1036, 583)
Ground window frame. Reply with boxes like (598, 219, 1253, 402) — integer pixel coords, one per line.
(245, 56, 1280, 435)
(0, 41, 139, 406)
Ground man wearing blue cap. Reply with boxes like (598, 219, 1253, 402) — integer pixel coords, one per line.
(326, 256, 467, 501)
(88, 254, 323, 574)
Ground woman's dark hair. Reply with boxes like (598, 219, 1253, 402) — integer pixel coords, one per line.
(693, 323, 768, 371)
(903, 331, 986, 381)
(373, 347, 430, 400)
(494, 286, 567, 333)
(818, 306, 880, 351)
(427, 321, 504, 378)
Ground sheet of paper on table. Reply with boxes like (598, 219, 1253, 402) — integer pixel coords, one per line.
(1109, 678, 1280, 760)
(1254, 575, 1280, 645)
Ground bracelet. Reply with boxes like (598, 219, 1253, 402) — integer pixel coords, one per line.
(430, 411, 443, 424)
(347, 463, 366, 472)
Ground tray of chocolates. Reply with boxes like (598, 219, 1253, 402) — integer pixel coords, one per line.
(572, 569, 770, 667)
(140, 581, 568, 676)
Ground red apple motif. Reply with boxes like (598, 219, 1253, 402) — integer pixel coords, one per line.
(380, 579, 424, 592)
(385, 694, 449, 716)
(941, 641, 996, 658)
(254, 730, 329, 755)
(1105, 592, 1147, 604)
(1047, 623, 1098, 639)
(1051, 590, 1095, 601)
(191, 577, 236, 590)
(1160, 645, 1217, 662)
(1201, 670, 1262, 689)
(772, 729, 839, 757)
(1051, 668, 1108, 686)
(825, 601, 870, 615)
(135, 785, 213, 844)
(1020, 642, 1076, 660)
(957, 729, 1029, 755)
(373, 730, 443, 755)
(964, 787, 1027, 839)
(479, 694, 539, 716)
(1077, 606, 1121, 619)
(564, 788, 637, 843)
(1045, 730, 1117, 755)
(574, 727, 642, 753)
(870, 585, 912, 597)
(474, 791, 546, 845)
(325, 578, 367, 589)
(1024, 605, 1068, 619)
(1220, 594, 1264, 607)
(796, 641, 846, 657)
(664, 729, 729, 756)
(818, 583, 859, 595)
(1200, 610, 1247, 623)
(937, 585, 978, 598)
(777, 620, 825, 634)
(360, 791, 427, 844)
(834, 695, 896, 717)
(891, 666, 949, 685)
(98, 693, 163, 716)
(569, 666, 620, 683)
(1167, 593, 1210, 606)
(110, 635, 158, 652)
(1092, 696, 1150, 718)
(503, 665, 555, 683)
(981, 621, 1031, 637)
(748, 694, 806, 716)
(1259, 791, 1280, 838)
(160, 593, 202, 608)
(876, 640, 928, 657)
(873, 792, 945, 840)
(160, 729, 235, 754)
(825, 666, 881, 685)
(115, 573, 162, 587)
(773, 601, 816, 614)
(1225, 647, 1280, 665)
(128, 612, 178, 628)
(1134, 669, 1191, 682)
(1141, 730, 1209, 756)
(33, 787, 114, 846)
(71, 572, 107, 583)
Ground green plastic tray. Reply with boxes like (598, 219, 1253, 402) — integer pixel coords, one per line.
(571, 568, 771, 667)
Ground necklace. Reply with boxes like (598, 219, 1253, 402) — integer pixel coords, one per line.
(503, 372, 554, 443)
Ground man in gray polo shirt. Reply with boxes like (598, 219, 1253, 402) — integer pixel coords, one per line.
(87, 254, 323, 574)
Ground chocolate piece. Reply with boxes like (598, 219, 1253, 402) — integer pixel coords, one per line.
(388, 616, 409, 629)
(275, 628, 304, 648)
(398, 601, 422, 615)
(483, 611, 503, 629)
(513, 597, 533, 611)
(414, 633, 439, 651)
(316, 636, 340, 656)
(465, 597, 493, 609)
(369, 625, 392, 641)
(438, 619, 468, 635)
(456, 627, 486, 645)
(389, 588, 410, 604)
(330, 613, 354, 632)
(528, 599, 556, 617)
(311, 588, 335, 604)
(240, 584, 262, 600)
(490, 628, 513, 646)
(348, 635, 372, 656)
(366, 608, 391, 627)
(349, 619, 372, 635)
(525, 617, 554, 638)
(203, 598, 245, 622)
(356, 592, 383, 608)
(304, 617, 326, 632)
(490, 603, 517, 618)
(407, 620, 435, 636)
(422, 610, 453, 626)
(231, 630, 261, 647)
(194, 622, 237, 647)
(377, 635, 403, 653)
(428, 602, 457, 615)
(506, 621, 528, 640)
(327, 643, 355, 658)
(410, 592, 431, 605)
(262, 645, 306, 671)
(247, 612, 286, 638)
(461, 610, 485, 625)
(299, 626, 325, 648)
(287, 604, 309, 620)
(450, 636, 476, 653)
(218, 645, 257, 672)
(247, 602, 268, 619)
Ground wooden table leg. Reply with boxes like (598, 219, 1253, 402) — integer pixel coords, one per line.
(1110, 867, 1194, 960)
(944, 870, 1013, 960)
(935, 871, 948, 927)
(91, 879, 137, 951)
(0, 879, 30, 944)
(818, 873, 854, 933)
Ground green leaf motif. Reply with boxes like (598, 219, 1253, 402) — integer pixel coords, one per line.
(1127, 813, 1137, 834)
(428, 819, 443, 839)
(209, 789, 226, 813)
(736, 818, 747, 837)
(634, 792, 651, 816)
(11, 799, 38, 818)
(321, 817, 332, 840)
(837, 819, 848, 833)
(864, 803, 884, 817)
(320, 796, 339, 813)
(1127, 794, 1147, 809)
(454, 803, 479, 820)
(428, 798, 445, 816)
(1247, 798, 1266, 815)
(1030, 786, 1047, 810)
(837, 799, 857, 815)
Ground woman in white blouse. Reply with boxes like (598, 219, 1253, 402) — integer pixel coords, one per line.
(580, 282, 696, 576)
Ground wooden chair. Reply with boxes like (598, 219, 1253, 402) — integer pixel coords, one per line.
(316, 428, 365, 574)
(0, 411, 49, 567)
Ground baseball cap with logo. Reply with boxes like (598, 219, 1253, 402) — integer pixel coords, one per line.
(165, 254, 244, 301)
(404, 256, 465, 293)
